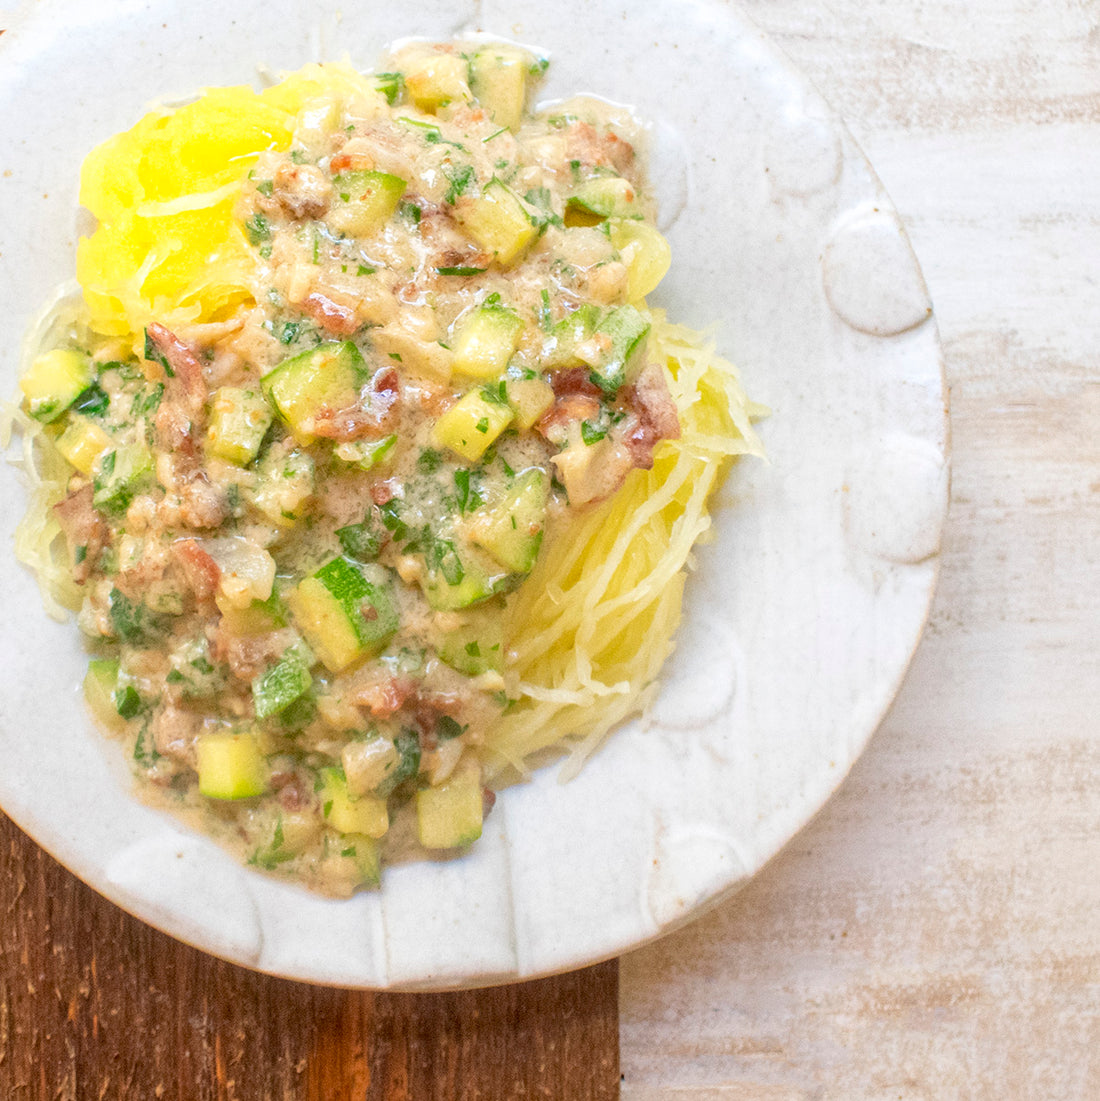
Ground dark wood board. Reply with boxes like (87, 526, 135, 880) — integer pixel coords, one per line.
(0, 813, 619, 1100)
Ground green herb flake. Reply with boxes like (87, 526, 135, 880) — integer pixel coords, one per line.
(444, 163, 476, 205)
(436, 265, 487, 277)
(376, 71, 404, 105)
(436, 714, 468, 741)
(581, 420, 608, 445)
(245, 212, 272, 247)
(256, 179, 274, 197)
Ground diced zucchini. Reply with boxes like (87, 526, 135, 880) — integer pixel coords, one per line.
(91, 443, 154, 514)
(608, 218, 672, 301)
(587, 305, 651, 395)
(324, 832, 382, 890)
(454, 179, 537, 265)
(333, 433, 396, 471)
(206, 387, 273, 465)
(342, 737, 399, 796)
(566, 175, 643, 222)
(465, 468, 549, 574)
(56, 416, 114, 475)
(252, 645, 313, 720)
(403, 53, 471, 111)
(196, 730, 268, 800)
(416, 766, 484, 849)
(505, 376, 554, 429)
(430, 388, 514, 462)
(438, 609, 505, 676)
(319, 767, 389, 838)
(21, 349, 93, 423)
(451, 303, 524, 380)
(328, 170, 407, 237)
(375, 730, 422, 797)
(247, 445, 314, 527)
(83, 658, 127, 733)
(421, 556, 498, 611)
(469, 46, 532, 130)
(261, 341, 367, 444)
(542, 303, 601, 369)
(286, 557, 398, 672)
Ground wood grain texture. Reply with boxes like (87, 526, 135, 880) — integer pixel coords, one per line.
(0, 813, 619, 1101)
(621, 1, 1100, 1098)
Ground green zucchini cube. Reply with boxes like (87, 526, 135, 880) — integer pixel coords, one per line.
(328, 170, 407, 237)
(566, 176, 644, 222)
(206, 387, 273, 465)
(261, 341, 367, 444)
(451, 303, 524, 380)
(465, 468, 549, 574)
(91, 443, 155, 514)
(588, 305, 651, 396)
(469, 46, 533, 130)
(416, 768, 484, 849)
(21, 349, 93, 423)
(318, 767, 389, 838)
(430, 388, 514, 461)
(454, 178, 537, 265)
(287, 557, 398, 672)
(196, 731, 268, 800)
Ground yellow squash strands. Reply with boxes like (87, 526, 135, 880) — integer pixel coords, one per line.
(10, 61, 765, 802)
(76, 63, 374, 346)
(487, 315, 764, 780)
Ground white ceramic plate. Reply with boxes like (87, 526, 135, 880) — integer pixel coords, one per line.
(0, 0, 947, 989)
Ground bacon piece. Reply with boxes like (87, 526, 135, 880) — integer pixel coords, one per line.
(617, 363, 681, 470)
(273, 162, 331, 219)
(328, 152, 375, 174)
(145, 322, 207, 413)
(563, 120, 636, 177)
(301, 290, 360, 336)
(171, 538, 221, 602)
(348, 675, 416, 719)
(550, 367, 603, 400)
(54, 484, 108, 584)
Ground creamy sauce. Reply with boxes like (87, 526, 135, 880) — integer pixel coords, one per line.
(32, 39, 682, 894)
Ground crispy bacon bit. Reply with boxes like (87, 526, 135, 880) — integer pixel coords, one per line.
(564, 120, 636, 177)
(550, 368, 603, 400)
(171, 538, 221, 602)
(347, 670, 415, 718)
(145, 323, 207, 413)
(54, 484, 107, 583)
(273, 162, 331, 219)
(301, 290, 360, 336)
(618, 363, 681, 470)
(328, 151, 376, 174)
(209, 626, 301, 682)
(311, 367, 401, 442)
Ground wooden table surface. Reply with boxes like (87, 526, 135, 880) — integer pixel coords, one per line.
(3, 1, 1098, 1097)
